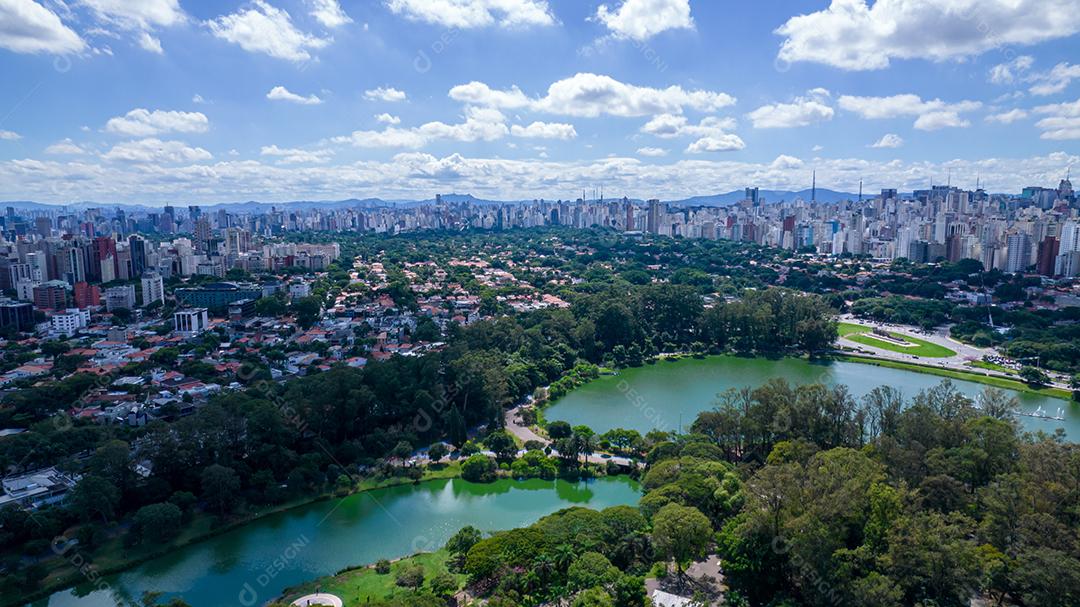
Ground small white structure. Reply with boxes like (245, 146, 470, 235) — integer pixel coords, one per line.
(50, 308, 90, 337)
(174, 308, 209, 337)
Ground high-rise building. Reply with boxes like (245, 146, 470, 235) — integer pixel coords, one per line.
(104, 284, 136, 312)
(128, 235, 147, 276)
(140, 272, 164, 307)
(1005, 233, 1032, 273)
(73, 282, 101, 309)
(33, 281, 69, 311)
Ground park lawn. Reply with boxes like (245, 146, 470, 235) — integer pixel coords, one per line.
(834, 354, 1073, 400)
(282, 550, 465, 607)
(839, 323, 956, 358)
(837, 322, 873, 336)
(968, 360, 1017, 375)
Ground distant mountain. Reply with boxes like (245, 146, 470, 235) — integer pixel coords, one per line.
(666, 188, 861, 206)
(1, 188, 865, 212)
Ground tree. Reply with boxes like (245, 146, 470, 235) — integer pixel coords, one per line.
(461, 454, 497, 483)
(430, 571, 458, 597)
(568, 552, 619, 591)
(428, 442, 449, 462)
(133, 503, 182, 544)
(445, 525, 483, 556)
(1019, 366, 1049, 386)
(484, 430, 517, 463)
(395, 563, 425, 589)
(68, 475, 120, 523)
(547, 420, 572, 439)
(651, 503, 713, 574)
(573, 587, 614, 607)
(201, 464, 240, 516)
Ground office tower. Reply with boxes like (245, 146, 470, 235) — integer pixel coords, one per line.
(128, 234, 147, 276)
(1005, 233, 1032, 273)
(140, 272, 165, 307)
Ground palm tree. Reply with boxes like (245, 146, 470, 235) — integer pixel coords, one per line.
(553, 543, 577, 573)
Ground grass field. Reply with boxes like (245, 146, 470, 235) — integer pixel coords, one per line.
(833, 354, 1073, 400)
(282, 549, 465, 606)
(968, 360, 1018, 375)
(837, 322, 956, 358)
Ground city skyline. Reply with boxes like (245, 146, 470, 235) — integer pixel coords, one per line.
(0, 0, 1079, 204)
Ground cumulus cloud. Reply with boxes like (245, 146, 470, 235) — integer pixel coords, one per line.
(0, 129, 21, 140)
(308, 0, 351, 28)
(385, 0, 555, 28)
(770, 154, 804, 170)
(102, 138, 212, 163)
(509, 121, 577, 139)
(0, 0, 86, 54)
(260, 144, 334, 164)
(45, 138, 87, 154)
(837, 94, 980, 130)
(775, 0, 1080, 70)
(364, 87, 407, 102)
(375, 113, 401, 125)
(331, 107, 509, 148)
(641, 114, 737, 139)
(104, 108, 209, 137)
(985, 109, 1028, 124)
(136, 31, 163, 53)
(685, 134, 745, 153)
(1034, 98, 1080, 140)
(747, 97, 834, 128)
(207, 0, 329, 62)
(637, 147, 668, 157)
(595, 0, 692, 41)
(1028, 62, 1080, 96)
(988, 55, 1034, 85)
(80, 0, 186, 53)
(870, 133, 903, 148)
(267, 85, 323, 105)
(450, 73, 735, 117)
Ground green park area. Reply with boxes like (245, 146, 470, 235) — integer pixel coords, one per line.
(838, 322, 956, 358)
(281, 550, 465, 607)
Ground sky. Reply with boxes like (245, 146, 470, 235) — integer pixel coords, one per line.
(0, 0, 1078, 205)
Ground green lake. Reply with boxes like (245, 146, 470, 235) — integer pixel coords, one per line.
(545, 356, 1077, 437)
(32, 476, 641, 607)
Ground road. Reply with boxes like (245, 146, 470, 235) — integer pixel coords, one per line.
(504, 402, 638, 468)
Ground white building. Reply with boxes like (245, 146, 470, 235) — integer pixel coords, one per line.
(174, 308, 209, 336)
(104, 284, 136, 312)
(140, 272, 165, 307)
(50, 308, 90, 337)
(288, 281, 311, 299)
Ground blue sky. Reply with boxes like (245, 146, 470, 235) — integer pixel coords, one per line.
(0, 0, 1078, 204)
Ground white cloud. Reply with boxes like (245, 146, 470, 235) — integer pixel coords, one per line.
(775, 0, 1080, 71)
(332, 107, 509, 148)
(0, 129, 21, 140)
(641, 114, 737, 139)
(747, 98, 834, 128)
(137, 31, 162, 53)
(385, 0, 555, 28)
(510, 121, 577, 139)
(770, 154, 804, 170)
(595, 0, 692, 41)
(81, 0, 186, 30)
(1028, 62, 1080, 96)
(260, 144, 334, 164)
(870, 133, 903, 148)
(685, 134, 745, 153)
(207, 0, 329, 62)
(364, 87, 407, 102)
(375, 113, 401, 125)
(985, 109, 1028, 124)
(267, 85, 324, 105)
(309, 0, 351, 28)
(988, 55, 1034, 85)
(913, 111, 969, 131)
(102, 138, 212, 163)
(104, 108, 210, 137)
(45, 138, 86, 154)
(192, 94, 206, 104)
(451, 73, 736, 118)
(0, 0, 86, 54)
(812, 144, 824, 152)
(637, 147, 668, 157)
(838, 93, 980, 129)
(1034, 98, 1080, 140)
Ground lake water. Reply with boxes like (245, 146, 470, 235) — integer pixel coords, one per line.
(32, 476, 641, 607)
(545, 356, 1077, 437)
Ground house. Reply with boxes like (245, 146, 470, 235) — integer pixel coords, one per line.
(0, 467, 80, 509)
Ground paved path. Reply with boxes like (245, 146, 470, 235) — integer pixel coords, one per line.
(291, 593, 343, 607)
(504, 402, 637, 468)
